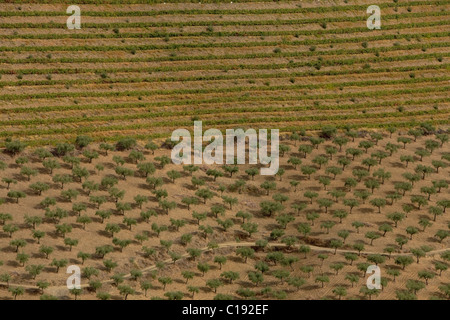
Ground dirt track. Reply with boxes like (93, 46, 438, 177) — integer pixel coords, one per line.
(2, 241, 447, 293)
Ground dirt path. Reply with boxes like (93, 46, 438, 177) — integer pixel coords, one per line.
(1, 241, 448, 293)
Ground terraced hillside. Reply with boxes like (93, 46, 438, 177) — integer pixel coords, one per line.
(0, 0, 449, 145)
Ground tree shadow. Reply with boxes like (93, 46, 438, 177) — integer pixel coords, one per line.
(359, 207, 375, 214)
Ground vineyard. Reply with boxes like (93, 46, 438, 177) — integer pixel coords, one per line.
(0, 0, 448, 145)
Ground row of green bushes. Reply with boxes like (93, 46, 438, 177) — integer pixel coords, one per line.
(4, 62, 449, 88)
(1, 39, 447, 68)
(2, 87, 447, 116)
(0, 107, 447, 139)
(1, 85, 447, 113)
(2, 0, 447, 16)
(1, 10, 449, 29)
(14, 118, 449, 148)
(0, 95, 446, 128)
(1, 49, 447, 76)
(2, 30, 448, 52)
(1, 83, 447, 117)
(1, 61, 447, 88)
(4, 19, 447, 41)
(0, 73, 447, 101)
